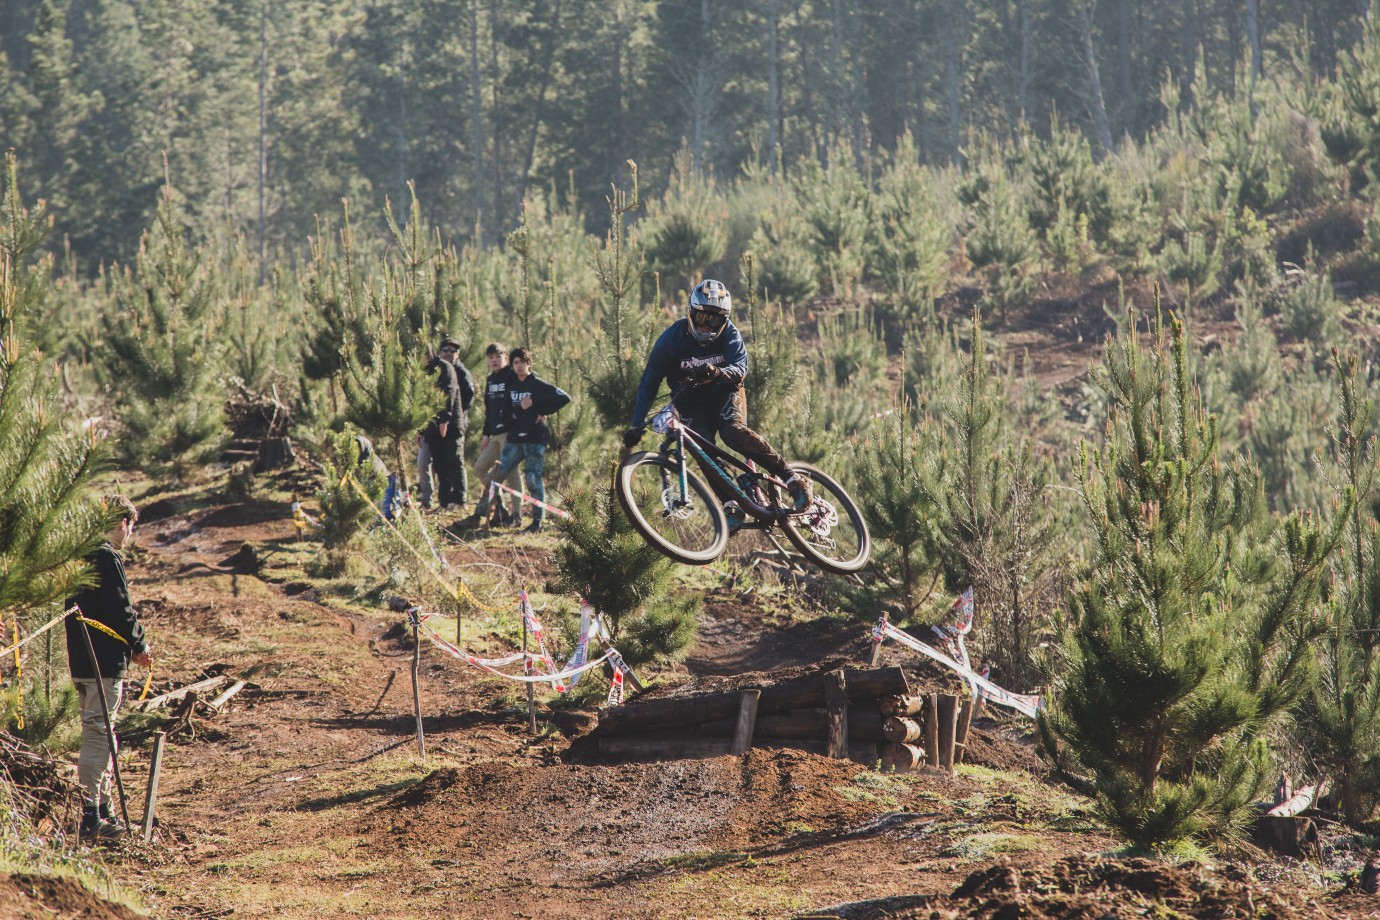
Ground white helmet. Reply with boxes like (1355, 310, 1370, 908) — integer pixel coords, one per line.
(687, 279, 731, 344)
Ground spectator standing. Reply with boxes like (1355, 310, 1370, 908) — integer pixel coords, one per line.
(492, 347, 570, 532)
(418, 338, 475, 511)
(65, 496, 150, 840)
(457, 343, 521, 528)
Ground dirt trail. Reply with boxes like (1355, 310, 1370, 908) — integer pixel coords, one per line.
(66, 484, 1363, 919)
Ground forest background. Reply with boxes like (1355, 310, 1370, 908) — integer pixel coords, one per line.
(3, 0, 1380, 856)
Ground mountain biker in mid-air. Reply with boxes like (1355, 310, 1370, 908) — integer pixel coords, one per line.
(622, 279, 809, 529)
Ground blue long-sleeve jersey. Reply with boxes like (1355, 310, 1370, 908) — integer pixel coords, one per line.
(630, 318, 748, 428)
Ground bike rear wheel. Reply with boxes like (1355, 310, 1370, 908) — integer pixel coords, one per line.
(778, 462, 871, 575)
(616, 451, 728, 565)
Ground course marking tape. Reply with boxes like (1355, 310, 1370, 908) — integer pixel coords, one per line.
(489, 480, 572, 520)
(879, 620, 1042, 718)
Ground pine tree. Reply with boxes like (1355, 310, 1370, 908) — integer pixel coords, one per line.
(99, 182, 226, 475)
(929, 311, 1057, 689)
(851, 401, 941, 621)
(1040, 305, 1347, 851)
(0, 152, 112, 618)
(579, 164, 652, 432)
(550, 484, 698, 673)
(1304, 350, 1380, 826)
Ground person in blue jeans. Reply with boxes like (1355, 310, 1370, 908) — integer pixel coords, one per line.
(492, 347, 570, 532)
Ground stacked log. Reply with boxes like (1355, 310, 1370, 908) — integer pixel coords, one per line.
(574, 664, 973, 776)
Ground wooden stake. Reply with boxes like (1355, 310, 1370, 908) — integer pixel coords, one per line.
(937, 694, 958, 775)
(142, 732, 166, 842)
(523, 603, 536, 735)
(924, 693, 940, 770)
(75, 618, 131, 828)
(955, 698, 974, 763)
(410, 614, 426, 763)
(825, 669, 848, 759)
(731, 689, 761, 755)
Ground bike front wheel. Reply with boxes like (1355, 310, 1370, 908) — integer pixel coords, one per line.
(778, 462, 871, 575)
(616, 451, 728, 565)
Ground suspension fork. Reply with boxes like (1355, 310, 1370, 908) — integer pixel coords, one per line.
(676, 426, 689, 502)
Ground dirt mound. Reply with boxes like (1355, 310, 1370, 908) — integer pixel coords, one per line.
(370, 749, 875, 877)
(0, 873, 141, 920)
(817, 855, 1336, 919)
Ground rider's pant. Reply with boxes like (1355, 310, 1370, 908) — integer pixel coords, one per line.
(679, 388, 790, 502)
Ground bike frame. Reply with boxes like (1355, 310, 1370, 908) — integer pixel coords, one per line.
(654, 407, 792, 528)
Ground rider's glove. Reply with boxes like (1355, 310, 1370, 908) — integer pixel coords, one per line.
(693, 364, 722, 383)
(622, 426, 645, 449)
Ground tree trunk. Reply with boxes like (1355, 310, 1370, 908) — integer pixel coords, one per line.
(1181, 0, 1198, 108)
(1018, 0, 1032, 126)
(767, 0, 780, 173)
(1077, 0, 1113, 155)
(1244, 0, 1262, 84)
(943, 0, 962, 165)
(692, 0, 712, 174)
(1117, 0, 1132, 134)
(515, 0, 562, 216)
(258, 3, 268, 284)
(469, 0, 484, 238)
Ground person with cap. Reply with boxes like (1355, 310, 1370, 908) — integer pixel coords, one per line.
(418, 337, 475, 512)
(65, 495, 151, 840)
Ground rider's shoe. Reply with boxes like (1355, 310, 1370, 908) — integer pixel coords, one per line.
(723, 501, 745, 533)
(786, 474, 811, 512)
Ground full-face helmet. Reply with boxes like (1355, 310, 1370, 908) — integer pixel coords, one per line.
(687, 279, 731, 344)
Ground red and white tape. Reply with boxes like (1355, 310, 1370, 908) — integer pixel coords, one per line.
(488, 480, 572, 519)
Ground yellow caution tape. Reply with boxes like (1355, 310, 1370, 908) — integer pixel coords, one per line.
(12, 621, 21, 731)
(75, 615, 130, 646)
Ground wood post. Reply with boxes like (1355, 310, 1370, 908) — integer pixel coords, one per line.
(410, 614, 426, 764)
(731, 690, 761, 756)
(924, 693, 940, 770)
(955, 698, 974, 764)
(937, 694, 958, 775)
(142, 732, 166, 842)
(825, 669, 848, 759)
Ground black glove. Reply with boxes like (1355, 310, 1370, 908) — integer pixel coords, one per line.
(622, 426, 645, 449)
(692, 364, 722, 383)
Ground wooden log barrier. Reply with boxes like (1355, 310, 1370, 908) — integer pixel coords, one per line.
(883, 716, 924, 743)
(937, 694, 958, 775)
(880, 742, 926, 773)
(881, 695, 924, 717)
(687, 706, 886, 742)
(596, 666, 909, 736)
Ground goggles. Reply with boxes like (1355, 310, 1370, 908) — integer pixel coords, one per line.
(690, 307, 727, 334)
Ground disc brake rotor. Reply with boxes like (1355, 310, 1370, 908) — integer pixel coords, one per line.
(660, 488, 696, 521)
(804, 498, 839, 538)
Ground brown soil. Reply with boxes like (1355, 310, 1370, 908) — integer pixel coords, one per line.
(0, 873, 141, 920)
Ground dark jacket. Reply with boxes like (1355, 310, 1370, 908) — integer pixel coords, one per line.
(505, 372, 571, 445)
(631, 317, 748, 428)
(482, 366, 518, 436)
(424, 357, 475, 440)
(65, 544, 147, 680)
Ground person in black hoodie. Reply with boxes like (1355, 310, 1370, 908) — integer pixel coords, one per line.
(491, 347, 570, 532)
(456, 342, 521, 528)
(65, 495, 150, 840)
(418, 338, 476, 511)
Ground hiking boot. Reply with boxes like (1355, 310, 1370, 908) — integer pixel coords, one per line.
(785, 474, 811, 512)
(455, 510, 483, 529)
(723, 501, 745, 533)
(496, 507, 516, 527)
(80, 809, 125, 841)
(523, 520, 544, 534)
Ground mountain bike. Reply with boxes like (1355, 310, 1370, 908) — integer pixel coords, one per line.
(615, 390, 870, 575)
